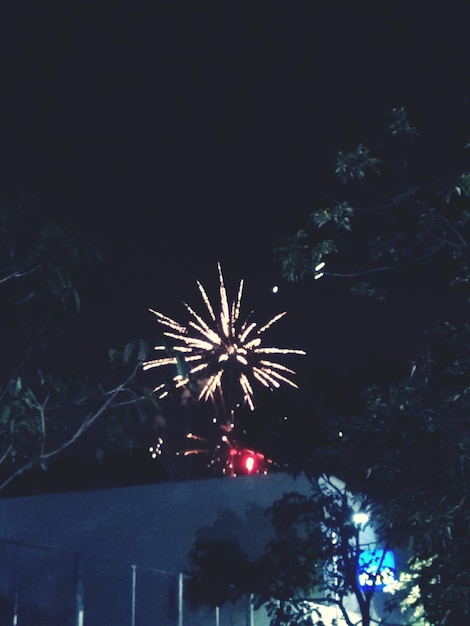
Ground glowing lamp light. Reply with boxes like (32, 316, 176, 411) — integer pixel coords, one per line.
(243, 453, 256, 473)
(229, 448, 268, 476)
(353, 511, 369, 526)
(314, 261, 326, 280)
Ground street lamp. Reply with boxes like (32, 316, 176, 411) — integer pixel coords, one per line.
(352, 512, 398, 593)
(352, 511, 369, 527)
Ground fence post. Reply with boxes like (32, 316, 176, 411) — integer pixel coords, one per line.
(248, 593, 255, 626)
(131, 565, 137, 626)
(74, 553, 84, 626)
(12, 543, 19, 626)
(177, 572, 184, 626)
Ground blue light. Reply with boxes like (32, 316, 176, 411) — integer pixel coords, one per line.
(357, 549, 397, 591)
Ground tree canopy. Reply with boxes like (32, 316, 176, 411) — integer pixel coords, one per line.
(187, 109, 470, 625)
(0, 202, 153, 493)
(275, 107, 469, 305)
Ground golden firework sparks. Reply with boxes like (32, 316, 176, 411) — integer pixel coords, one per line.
(143, 263, 306, 410)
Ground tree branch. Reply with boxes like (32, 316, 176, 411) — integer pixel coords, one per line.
(0, 363, 142, 493)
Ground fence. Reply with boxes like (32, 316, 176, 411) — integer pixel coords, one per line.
(0, 538, 259, 626)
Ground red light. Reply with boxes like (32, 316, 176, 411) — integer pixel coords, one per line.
(222, 447, 269, 476)
(244, 454, 255, 473)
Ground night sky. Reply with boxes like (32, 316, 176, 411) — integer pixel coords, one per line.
(1, 2, 469, 382)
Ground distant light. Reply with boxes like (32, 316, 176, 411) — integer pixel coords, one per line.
(353, 512, 369, 526)
(149, 438, 163, 459)
(272, 285, 279, 294)
(357, 549, 397, 591)
(314, 261, 326, 280)
(244, 454, 255, 473)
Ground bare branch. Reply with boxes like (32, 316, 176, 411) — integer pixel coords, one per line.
(0, 363, 142, 493)
(0, 264, 42, 285)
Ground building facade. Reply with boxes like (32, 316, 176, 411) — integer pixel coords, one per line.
(0, 473, 403, 625)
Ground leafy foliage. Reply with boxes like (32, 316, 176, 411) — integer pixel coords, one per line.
(187, 316, 470, 625)
(187, 107, 470, 625)
(0, 203, 152, 492)
(274, 230, 337, 283)
(334, 144, 382, 184)
(255, 477, 393, 626)
(312, 321, 470, 625)
(386, 106, 419, 138)
(275, 108, 470, 300)
(187, 475, 395, 626)
(250, 107, 470, 626)
(269, 107, 470, 625)
(186, 539, 259, 608)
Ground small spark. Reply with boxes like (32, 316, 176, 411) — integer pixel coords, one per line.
(149, 438, 164, 459)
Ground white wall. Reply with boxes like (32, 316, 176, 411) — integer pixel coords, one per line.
(0, 473, 311, 625)
(0, 473, 310, 573)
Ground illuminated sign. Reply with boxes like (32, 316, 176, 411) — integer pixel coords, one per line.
(357, 548, 397, 591)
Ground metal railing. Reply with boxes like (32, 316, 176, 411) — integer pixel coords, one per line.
(0, 537, 257, 626)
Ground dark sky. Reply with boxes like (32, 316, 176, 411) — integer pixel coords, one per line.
(1, 1, 469, 373)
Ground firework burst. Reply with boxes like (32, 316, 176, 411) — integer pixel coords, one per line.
(176, 417, 274, 477)
(143, 263, 306, 414)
